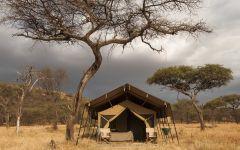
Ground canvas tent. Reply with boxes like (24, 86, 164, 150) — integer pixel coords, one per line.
(76, 84, 178, 143)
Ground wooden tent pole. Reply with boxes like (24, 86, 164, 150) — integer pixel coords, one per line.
(162, 106, 173, 142)
(170, 107, 179, 144)
(164, 116, 174, 142)
(161, 117, 168, 143)
(76, 105, 86, 145)
(157, 118, 164, 142)
(156, 119, 160, 137)
(156, 119, 161, 141)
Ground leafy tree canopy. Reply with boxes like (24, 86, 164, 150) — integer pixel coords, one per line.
(147, 64, 233, 97)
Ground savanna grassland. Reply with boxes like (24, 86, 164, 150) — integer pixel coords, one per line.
(0, 123, 239, 150)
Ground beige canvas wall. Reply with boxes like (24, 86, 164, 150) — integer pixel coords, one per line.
(98, 100, 157, 129)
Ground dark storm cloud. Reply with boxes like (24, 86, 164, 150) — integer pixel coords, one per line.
(0, 0, 240, 103)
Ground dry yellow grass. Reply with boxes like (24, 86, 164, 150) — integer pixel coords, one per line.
(0, 123, 239, 150)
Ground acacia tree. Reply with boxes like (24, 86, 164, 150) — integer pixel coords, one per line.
(147, 64, 233, 130)
(1, 0, 210, 140)
(16, 66, 44, 135)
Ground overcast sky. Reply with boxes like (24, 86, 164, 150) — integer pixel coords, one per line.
(0, 0, 239, 103)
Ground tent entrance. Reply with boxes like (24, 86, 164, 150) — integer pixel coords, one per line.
(109, 109, 146, 142)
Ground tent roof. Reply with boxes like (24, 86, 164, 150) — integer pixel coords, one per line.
(99, 100, 156, 115)
(99, 103, 125, 116)
(87, 83, 172, 118)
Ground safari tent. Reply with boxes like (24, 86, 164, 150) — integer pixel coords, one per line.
(76, 84, 178, 144)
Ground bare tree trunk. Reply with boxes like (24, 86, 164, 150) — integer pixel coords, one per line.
(191, 96, 205, 131)
(16, 115, 21, 135)
(66, 48, 102, 141)
(16, 91, 25, 135)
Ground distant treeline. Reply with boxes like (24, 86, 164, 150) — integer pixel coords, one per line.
(172, 96, 240, 124)
(0, 83, 239, 126)
(0, 83, 86, 126)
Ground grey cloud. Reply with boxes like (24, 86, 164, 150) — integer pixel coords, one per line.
(202, 0, 240, 27)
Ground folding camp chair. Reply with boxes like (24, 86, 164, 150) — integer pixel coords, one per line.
(98, 128, 111, 143)
(146, 128, 157, 143)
